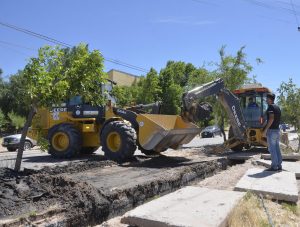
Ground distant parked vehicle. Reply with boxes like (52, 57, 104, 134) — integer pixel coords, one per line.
(279, 123, 290, 132)
(1, 134, 37, 152)
(201, 125, 222, 138)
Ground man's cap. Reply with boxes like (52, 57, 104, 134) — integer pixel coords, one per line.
(266, 93, 275, 100)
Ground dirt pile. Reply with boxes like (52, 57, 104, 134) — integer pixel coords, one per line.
(0, 168, 110, 226)
(37, 159, 116, 175)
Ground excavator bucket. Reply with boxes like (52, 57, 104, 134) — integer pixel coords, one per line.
(136, 114, 201, 152)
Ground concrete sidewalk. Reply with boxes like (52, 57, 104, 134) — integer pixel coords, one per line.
(234, 168, 298, 202)
(256, 159, 300, 178)
(121, 186, 245, 227)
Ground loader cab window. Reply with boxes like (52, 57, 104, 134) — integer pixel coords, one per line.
(68, 96, 82, 106)
(102, 82, 116, 105)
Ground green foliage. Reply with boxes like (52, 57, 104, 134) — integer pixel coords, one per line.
(37, 132, 49, 152)
(159, 65, 183, 114)
(0, 109, 7, 129)
(8, 112, 26, 132)
(29, 210, 37, 218)
(139, 68, 161, 103)
(277, 79, 300, 152)
(23, 43, 107, 108)
(5, 71, 30, 116)
(111, 85, 139, 107)
(0, 71, 30, 117)
(281, 202, 298, 214)
(277, 78, 300, 129)
(162, 61, 196, 87)
(216, 45, 252, 90)
(187, 67, 214, 89)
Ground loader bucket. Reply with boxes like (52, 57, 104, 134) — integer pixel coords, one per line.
(136, 114, 201, 152)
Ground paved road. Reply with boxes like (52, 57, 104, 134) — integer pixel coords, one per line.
(0, 136, 224, 170)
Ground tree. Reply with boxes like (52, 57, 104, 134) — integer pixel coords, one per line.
(14, 43, 107, 171)
(277, 78, 300, 151)
(111, 85, 138, 107)
(159, 67, 183, 114)
(0, 109, 6, 133)
(214, 46, 252, 140)
(138, 68, 161, 104)
(0, 70, 30, 117)
(8, 112, 26, 133)
(187, 67, 213, 89)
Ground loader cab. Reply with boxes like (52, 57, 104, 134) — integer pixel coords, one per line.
(66, 80, 117, 120)
(234, 85, 271, 129)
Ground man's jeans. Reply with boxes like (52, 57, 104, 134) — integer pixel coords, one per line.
(267, 129, 282, 170)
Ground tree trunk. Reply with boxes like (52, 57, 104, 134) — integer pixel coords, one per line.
(14, 105, 37, 172)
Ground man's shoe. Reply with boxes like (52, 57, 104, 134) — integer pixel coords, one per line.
(277, 166, 283, 171)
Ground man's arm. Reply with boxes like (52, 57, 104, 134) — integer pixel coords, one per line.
(262, 113, 274, 137)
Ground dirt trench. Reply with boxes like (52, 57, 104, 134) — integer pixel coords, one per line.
(0, 149, 228, 226)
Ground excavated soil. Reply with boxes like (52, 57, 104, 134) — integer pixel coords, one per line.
(0, 168, 111, 226)
(0, 148, 228, 226)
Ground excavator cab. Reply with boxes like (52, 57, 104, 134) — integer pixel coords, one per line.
(237, 93, 267, 128)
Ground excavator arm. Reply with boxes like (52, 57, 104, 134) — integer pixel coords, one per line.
(182, 78, 247, 140)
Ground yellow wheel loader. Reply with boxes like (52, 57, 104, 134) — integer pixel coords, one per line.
(28, 95, 208, 162)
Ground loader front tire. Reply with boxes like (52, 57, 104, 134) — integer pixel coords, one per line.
(48, 123, 82, 158)
(101, 121, 136, 162)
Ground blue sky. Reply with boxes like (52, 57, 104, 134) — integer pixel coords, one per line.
(0, 0, 299, 93)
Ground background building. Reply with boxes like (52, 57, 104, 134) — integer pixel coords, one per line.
(107, 69, 140, 86)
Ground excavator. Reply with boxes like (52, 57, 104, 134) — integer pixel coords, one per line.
(182, 78, 270, 150)
(28, 78, 268, 162)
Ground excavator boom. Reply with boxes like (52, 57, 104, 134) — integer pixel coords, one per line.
(182, 78, 247, 140)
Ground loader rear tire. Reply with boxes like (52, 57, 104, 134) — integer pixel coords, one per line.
(228, 126, 244, 152)
(48, 123, 82, 158)
(101, 121, 137, 162)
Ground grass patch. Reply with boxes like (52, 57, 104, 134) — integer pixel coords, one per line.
(228, 192, 270, 227)
(229, 192, 300, 226)
(29, 210, 37, 217)
(281, 203, 298, 214)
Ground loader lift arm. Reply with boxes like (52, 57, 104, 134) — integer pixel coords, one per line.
(182, 78, 247, 141)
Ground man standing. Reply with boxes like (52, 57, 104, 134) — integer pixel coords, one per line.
(262, 93, 282, 171)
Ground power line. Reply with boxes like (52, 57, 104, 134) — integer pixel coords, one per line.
(243, 0, 300, 16)
(0, 43, 30, 57)
(0, 40, 36, 51)
(0, 21, 149, 73)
